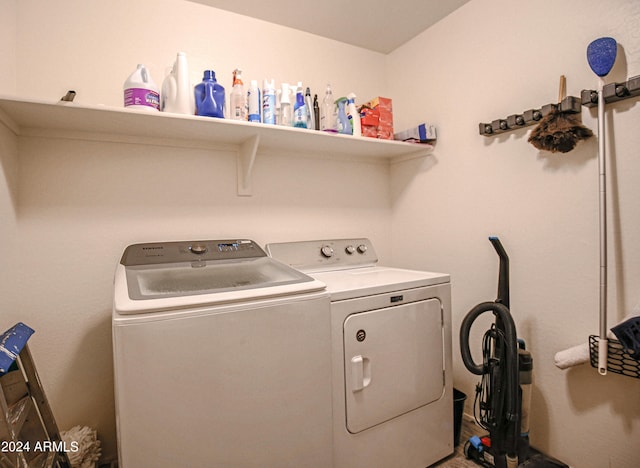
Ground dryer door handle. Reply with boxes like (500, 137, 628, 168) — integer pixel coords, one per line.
(351, 355, 371, 392)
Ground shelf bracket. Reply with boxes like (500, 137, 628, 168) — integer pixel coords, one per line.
(237, 134, 260, 196)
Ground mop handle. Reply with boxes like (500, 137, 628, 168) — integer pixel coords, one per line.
(597, 78, 608, 376)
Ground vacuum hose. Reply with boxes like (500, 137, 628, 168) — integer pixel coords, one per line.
(459, 301, 519, 421)
(460, 301, 520, 466)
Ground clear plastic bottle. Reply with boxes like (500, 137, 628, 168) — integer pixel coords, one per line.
(320, 83, 337, 132)
(275, 88, 281, 125)
(230, 69, 246, 120)
(279, 83, 292, 127)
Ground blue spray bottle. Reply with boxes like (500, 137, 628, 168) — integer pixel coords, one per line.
(293, 85, 308, 128)
(336, 97, 351, 134)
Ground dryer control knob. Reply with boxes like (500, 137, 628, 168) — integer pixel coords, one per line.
(345, 245, 356, 255)
(321, 245, 334, 258)
(357, 244, 368, 254)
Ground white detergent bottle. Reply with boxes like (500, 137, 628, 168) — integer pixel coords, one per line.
(123, 64, 160, 111)
(346, 92, 361, 137)
(161, 52, 194, 114)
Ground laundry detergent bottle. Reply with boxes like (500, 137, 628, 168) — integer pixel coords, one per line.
(123, 64, 160, 111)
(161, 52, 194, 114)
(195, 70, 225, 118)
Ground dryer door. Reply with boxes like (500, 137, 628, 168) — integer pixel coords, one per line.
(343, 298, 444, 433)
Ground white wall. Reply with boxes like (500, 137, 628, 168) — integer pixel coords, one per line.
(2, 0, 391, 461)
(388, 0, 640, 466)
(14, 0, 385, 109)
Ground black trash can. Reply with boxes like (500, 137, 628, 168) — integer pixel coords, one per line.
(453, 388, 467, 447)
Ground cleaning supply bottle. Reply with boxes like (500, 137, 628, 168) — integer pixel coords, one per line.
(293, 85, 307, 128)
(305, 87, 315, 130)
(279, 83, 292, 127)
(161, 52, 193, 114)
(124, 64, 160, 111)
(247, 80, 261, 122)
(320, 83, 337, 132)
(229, 68, 246, 120)
(275, 88, 281, 125)
(262, 78, 276, 125)
(346, 92, 361, 136)
(313, 94, 319, 130)
(336, 97, 351, 134)
(194, 70, 225, 118)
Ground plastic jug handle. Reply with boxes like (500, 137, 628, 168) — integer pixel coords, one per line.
(164, 75, 176, 102)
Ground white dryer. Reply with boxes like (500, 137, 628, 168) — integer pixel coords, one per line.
(267, 238, 453, 468)
(112, 239, 333, 468)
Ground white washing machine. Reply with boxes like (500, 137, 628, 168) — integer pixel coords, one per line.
(112, 239, 333, 468)
(267, 238, 453, 468)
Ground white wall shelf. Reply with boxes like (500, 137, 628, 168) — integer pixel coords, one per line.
(0, 96, 434, 196)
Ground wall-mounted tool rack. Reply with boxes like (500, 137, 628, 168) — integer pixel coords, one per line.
(479, 73, 640, 136)
(581, 73, 640, 107)
(479, 96, 582, 136)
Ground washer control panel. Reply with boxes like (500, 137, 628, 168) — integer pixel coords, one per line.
(266, 238, 377, 272)
(121, 239, 265, 266)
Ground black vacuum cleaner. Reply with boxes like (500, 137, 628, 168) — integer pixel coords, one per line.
(459, 237, 568, 468)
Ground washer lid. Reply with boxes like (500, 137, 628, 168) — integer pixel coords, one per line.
(125, 256, 315, 300)
(114, 240, 325, 314)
